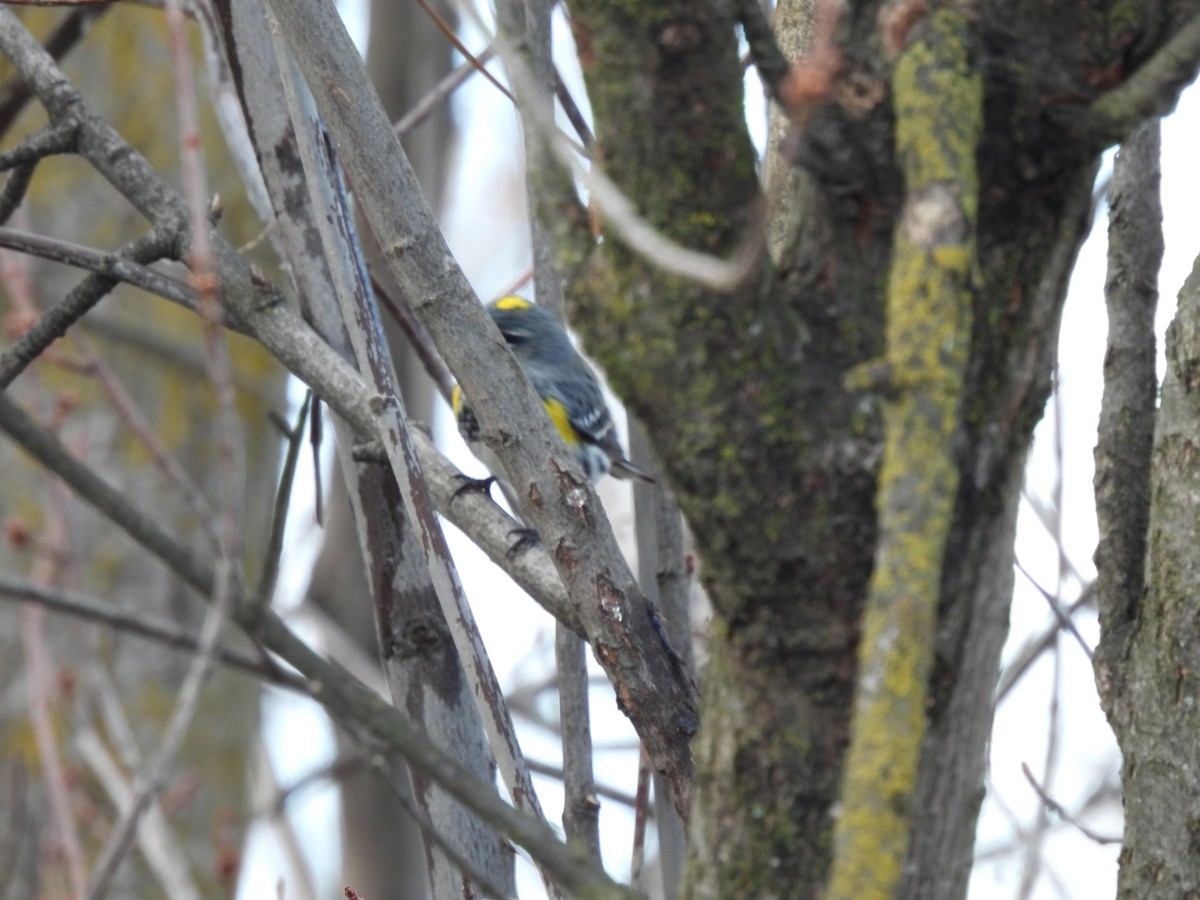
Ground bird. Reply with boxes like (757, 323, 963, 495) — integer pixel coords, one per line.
(452, 295, 654, 485)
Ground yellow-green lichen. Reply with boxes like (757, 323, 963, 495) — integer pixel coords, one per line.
(826, 8, 982, 899)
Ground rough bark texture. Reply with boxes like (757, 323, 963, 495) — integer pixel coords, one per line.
(559, 0, 1200, 896)
(1113, 255, 1200, 896)
(1096, 119, 1200, 896)
(307, 2, 460, 896)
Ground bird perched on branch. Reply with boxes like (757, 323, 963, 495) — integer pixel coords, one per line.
(452, 296, 654, 485)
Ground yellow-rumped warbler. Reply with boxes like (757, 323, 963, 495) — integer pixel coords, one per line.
(452, 296, 653, 485)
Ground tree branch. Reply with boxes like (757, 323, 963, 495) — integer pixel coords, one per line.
(0, 573, 305, 689)
(1077, 11, 1200, 150)
(0, 388, 638, 899)
(1092, 118, 1161, 710)
(264, 0, 699, 817)
(830, 11, 981, 896)
(0, 226, 185, 389)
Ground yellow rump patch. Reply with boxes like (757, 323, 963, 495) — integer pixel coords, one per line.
(543, 397, 581, 446)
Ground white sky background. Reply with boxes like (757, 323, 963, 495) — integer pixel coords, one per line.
(237, 2, 1200, 896)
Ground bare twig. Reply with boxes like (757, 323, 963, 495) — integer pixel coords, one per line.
(1020, 763, 1122, 846)
(1014, 560, 1093, 661)
(995, 584, 1094, 703)
(524, 757, 639, 808)
(556, 624, 601, 860)
(20, 506, 88, 898)
(257, 391, 311, 605)
(0, 573, 306, 689)
(476, 4, 766, 293)
(395, 47, 496, 139)
(82, 558, 238, 895)
(415, 0, 513, 102)
(249, 745, 323, 900)
(76, 728, 203, 900)
(0, 226, 185, 389)
(70, 335, 222, 548)
(0, 119, 79, 170)
(629, 745, 653, 890)
(0, 161, 34, 223)
(553, 67, 593, 150)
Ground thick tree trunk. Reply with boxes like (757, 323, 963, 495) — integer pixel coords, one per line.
(562, 0, 1199, 895)
(1096, 118, 1200, 895)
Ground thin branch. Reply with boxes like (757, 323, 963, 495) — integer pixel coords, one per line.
(70, 334, 222, 549)
(0, 118, 79, 170)
(0, 572, 307, 690)
(0, 226, 187, 389)
(395, 47, 496, 139)
(524, 757, 639, 808)
(1020, 763, 1122, 846)
(1014, 560, 1093, 661)
(995, 584, 1094, 703)
(249, 746, 326, 900)
(82, 555, 237, 895)
(414, 0, 513, 103)
(0, 161, 34, 223)
(20, 507, 87, 898)
(75, 728, 203, 900)
(553, 67, 593, 150)
(556, 624, 602, 861)
(1015, 635, 1063, 899)
(256, 391, 311, 606)
(629, 745, 653, 890)
(477, 4, 766, 292)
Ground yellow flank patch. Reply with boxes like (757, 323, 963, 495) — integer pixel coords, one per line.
(451, 383, 464, 415)
(495, 295, 532, 310)
(543, 397, 581, 446)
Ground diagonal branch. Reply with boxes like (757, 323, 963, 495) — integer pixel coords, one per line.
(0, 388, 638, 899)
(0, 573, 305, 689)
(264, 0, 700, 817)
(0, 226, 186, 389)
